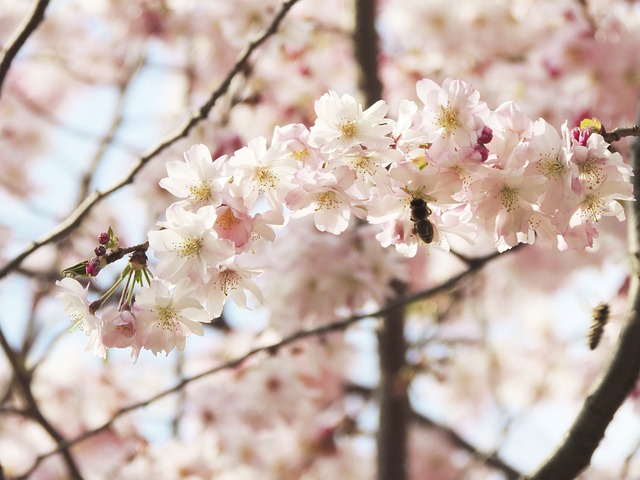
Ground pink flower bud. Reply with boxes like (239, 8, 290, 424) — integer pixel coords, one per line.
(474, 143, 489, 162)
(477, 126, 493, 145)
(94, 245, 106, 256)
(98, 232, 110, 245)
(579, 129, 590, 146)
(571, 127, 581, 143)
(86, 257, 101, 276)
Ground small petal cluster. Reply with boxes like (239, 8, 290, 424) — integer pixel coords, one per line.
(60, 78, 634, 359)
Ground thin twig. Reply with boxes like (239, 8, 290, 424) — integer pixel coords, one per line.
(0, 0, 51, 101)
(76, 53, 147, 203)
(20, 246, 521, 474)
(0, 0, 302, 281)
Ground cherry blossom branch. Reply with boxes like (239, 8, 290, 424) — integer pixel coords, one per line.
(0, 0, 302, 281)
(20, 246, 520, 474)
(0, 0, 51, 101)
(525, 114, 640, 479)
(0, 324, 84, 480)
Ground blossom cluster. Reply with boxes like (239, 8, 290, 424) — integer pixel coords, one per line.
(58, 77, 633, 359)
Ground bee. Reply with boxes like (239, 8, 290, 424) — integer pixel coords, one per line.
(587, 302, 610, 350)
(409, 197, 435, 244)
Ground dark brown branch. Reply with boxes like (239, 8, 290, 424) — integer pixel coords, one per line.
(377, 281, 409, 480)
(103, 241, 150, 266)
(0, 325, 83, 479)
(0, 0, 302, 281)
(354, 0, 383, 107)
(22, 246, 520, 473)
(602, 125, 640, 144)
(525, 111, 640, 480)
(0, 0, 51, 101)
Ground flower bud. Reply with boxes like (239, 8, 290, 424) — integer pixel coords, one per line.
(130, 250, 148, 270)
(98, 232, 110, 245)
(474, 143, 489, 162)
(94, 245, 107, 256)
(477, 126, 493, 145)
(86, 257, 101, 276)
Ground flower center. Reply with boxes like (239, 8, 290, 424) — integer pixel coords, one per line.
(352, 155, 375, 176)
(578, 158, 603, 189)
(340, 121, 357, 138)
(218, 270, 239, 296)
(291, 148, 309, 162)
(499, 186, 519, 212)
(189, 180, 211, 202)
(314, 191, 339, 210)
(537, 154, 566, 180)
(255, 167, 277, 190)
(437, 103, 461, 134)
(157, 306, 178, 330)
(176, 237, 202, 258)
(216, 209, 240, 231)
(580, 194, 607, 221)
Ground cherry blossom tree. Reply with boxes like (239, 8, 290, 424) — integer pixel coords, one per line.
(2, 1, 640, 479)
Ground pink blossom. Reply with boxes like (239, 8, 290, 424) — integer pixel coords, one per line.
(100, 307, 140, 360)
(412, 78, 490, 157)
(159, 143, 229, 209)
(135, 278, 211, 356)
(204, 261, 264, 317)
(285, 166, 363, 234)
(227, 136, 298, 212)
(309, 91, 394, 153)
(148, 204, 236, 284)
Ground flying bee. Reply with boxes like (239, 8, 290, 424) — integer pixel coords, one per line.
(587, 302, 610, 350)
(409, 197, 435, 244)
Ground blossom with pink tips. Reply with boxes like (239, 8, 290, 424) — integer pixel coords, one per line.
(148, 204, 236, 284)
(159, 143, 229, 209)
(309, 91, 394, 153)
(135, 278, 211, 356)
(412, 78, 490, 157)
(285, 166, 363, 234)
(227, 136, 298, 212)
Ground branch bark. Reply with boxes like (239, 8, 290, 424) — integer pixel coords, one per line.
(0, 326, 83, 479)
(525, 109, 640, 479)
(376, 281, 409, 480)
(354, 0, 383, 106)
(0, 0, 51, 101)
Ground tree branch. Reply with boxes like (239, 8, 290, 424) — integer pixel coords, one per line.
(525, 110, 640, 479)
(0, 0, 302, 281)
(354, 0, 383, 107)
(0, 0, 51, 101)
(602, 125, 640, 144)
(377, 281, 409, 480)
(0, 325, 84, 479)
